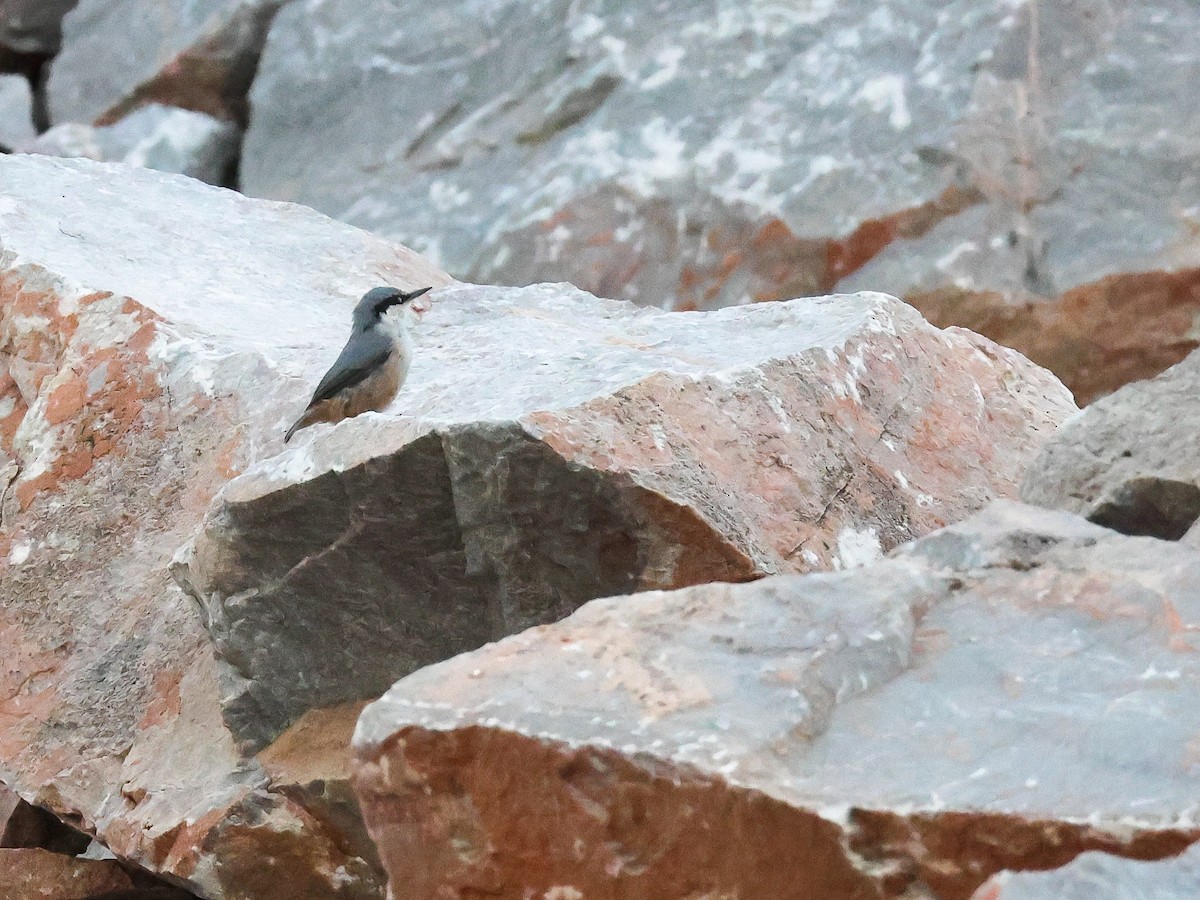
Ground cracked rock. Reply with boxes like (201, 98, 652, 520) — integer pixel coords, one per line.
(354, 501, 1200, 900)
(0, 152, 1070, 896)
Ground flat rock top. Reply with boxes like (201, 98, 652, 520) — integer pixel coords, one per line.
(374, 282, 899, 423)
(0, 155, 448, 356)
(357, 500, 1200, 826)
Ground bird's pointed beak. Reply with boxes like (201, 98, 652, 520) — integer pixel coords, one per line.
(401, 286, 433, 305)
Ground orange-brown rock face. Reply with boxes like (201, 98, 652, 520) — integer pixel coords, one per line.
(0, 848, 133, 898)
(353, 502, 1200, 899)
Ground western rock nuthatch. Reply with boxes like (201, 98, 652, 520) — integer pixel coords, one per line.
(284, 285, 432, 442)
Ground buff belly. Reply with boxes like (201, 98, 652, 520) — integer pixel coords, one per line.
(299, 351, 404, 429)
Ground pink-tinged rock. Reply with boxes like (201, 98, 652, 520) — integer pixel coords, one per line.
(353, 501, 1200, 900)
(173, 279, 1074, 752)
(0, 153, 446, 898)
(0, 848, 132, 898)
(972, 844, 1200, 900)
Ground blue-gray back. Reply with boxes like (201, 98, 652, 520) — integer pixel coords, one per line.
(307, 328, 393, 406)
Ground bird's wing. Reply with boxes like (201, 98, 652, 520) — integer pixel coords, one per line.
(306, 333, 393, 407)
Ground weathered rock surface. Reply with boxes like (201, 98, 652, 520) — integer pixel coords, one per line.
(354, 500, 1200, 900)
(242, 0, 1200, 403)
(22, 104, 240, 184)
(46, 0, 285, 125)
(1021, 350, 1200, 541)
(0, 152, 1072, 897)
(0, 153, 445, 897)
(0, 0, 77, 55)
(0, 73, 35, 148)
(972, 844, 1200, 900)
(0, 848, 133, 898)
(175, 279, 1073, 751)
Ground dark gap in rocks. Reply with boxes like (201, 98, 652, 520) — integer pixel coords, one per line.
(30, 55, 50, 132)
(1088, 478, 1200, 541)
(2, 800, 90, 855)
(221, 130, 243, 191)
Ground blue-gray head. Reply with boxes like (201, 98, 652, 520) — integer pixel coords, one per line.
(352, 286, 432, 331)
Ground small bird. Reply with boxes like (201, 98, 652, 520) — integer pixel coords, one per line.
(284, 285, 432, 442)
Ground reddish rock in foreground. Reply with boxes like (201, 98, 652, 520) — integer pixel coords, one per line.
(354, 502, 1200, 900)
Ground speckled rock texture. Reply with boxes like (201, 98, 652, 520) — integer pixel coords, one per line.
(1021, 350, 1200, 542)
(972, 844, 1200, 900)
(0, 153, 447, 898)
(173, 276, 1074, 752)
(354, 501, 1200, 900)
(0, 0, 77, 55)
(22, 104, 240, 185)
(46, 0, 286, 125)
(241, 0, 1200, 403)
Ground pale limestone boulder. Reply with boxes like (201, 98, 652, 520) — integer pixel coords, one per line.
(174, 282, 1074, 751)
(0, 153, 446, 898)
(0, 152, 1071, 896)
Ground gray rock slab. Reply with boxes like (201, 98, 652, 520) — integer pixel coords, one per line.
(174, 283, 1074, 752)
(0, 153, 447, 897)
(240, 0, 1200, 403)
